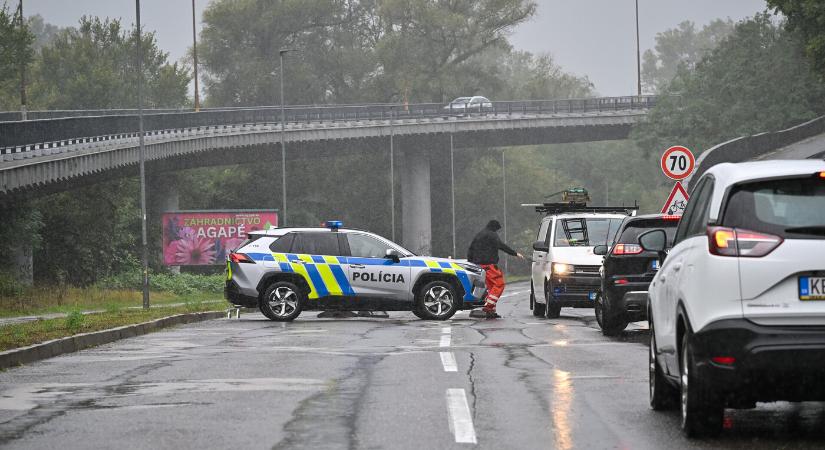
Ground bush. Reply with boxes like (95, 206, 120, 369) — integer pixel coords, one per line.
(96, 269, 223, 295)
(0, 272, 24, 298)
(65, 310, 84, 332)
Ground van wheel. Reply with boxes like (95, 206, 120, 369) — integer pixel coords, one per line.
(260, 281, 304, 321)
(680, 329, 723, 437)
(544, 280, 561, 319)
(414, 280, 459, 320)
(531, 282, 545, 317)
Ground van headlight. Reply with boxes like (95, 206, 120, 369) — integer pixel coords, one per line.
(552, 263, 573, 274)
(457, 262, 483, 274)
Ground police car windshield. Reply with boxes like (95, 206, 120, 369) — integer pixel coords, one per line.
(554, 217, 623, 247)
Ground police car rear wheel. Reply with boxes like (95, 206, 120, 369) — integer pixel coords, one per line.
(260, 282, 303, 321)
(415, 281, 459, 320)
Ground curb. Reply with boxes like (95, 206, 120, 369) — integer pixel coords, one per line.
(0, 311, 225, 370)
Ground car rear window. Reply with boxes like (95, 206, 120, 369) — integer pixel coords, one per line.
(722, 175, 825, 239)
(290, 232, 342, 255)
(617, 219, 678, 245)
(269, 233, 294, 252)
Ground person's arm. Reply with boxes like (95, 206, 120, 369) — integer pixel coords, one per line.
(496, 235, 518, 256)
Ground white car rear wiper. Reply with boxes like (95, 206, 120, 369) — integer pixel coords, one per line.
(785, 225, 825, 236)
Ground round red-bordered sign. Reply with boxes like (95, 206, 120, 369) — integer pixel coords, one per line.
(660, 146, 695, 180)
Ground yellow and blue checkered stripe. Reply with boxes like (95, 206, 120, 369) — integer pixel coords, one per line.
(245, 252, 474, 301)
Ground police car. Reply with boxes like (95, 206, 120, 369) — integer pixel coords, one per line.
(225, 221, 488, 321)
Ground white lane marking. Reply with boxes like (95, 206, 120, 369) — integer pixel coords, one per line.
(440, 334, 451, 347)
(446, 388, 477, 444)
(440, 352, 458, 372)
(499, 290, 528, 298)
(442, 327, 451, 335)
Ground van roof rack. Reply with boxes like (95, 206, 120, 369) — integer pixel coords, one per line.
(521, 201, 639, 216)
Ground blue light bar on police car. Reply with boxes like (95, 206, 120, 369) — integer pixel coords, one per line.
(325, 220, 343, 230)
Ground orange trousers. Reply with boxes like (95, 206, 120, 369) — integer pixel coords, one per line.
(480, 264, 505, 312)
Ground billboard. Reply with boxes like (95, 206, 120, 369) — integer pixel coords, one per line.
(162, 210, 278, 266)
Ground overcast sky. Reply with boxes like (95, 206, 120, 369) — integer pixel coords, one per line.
(24, 0, 768, 97)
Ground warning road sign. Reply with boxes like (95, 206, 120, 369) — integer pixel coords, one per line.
(661, 182, 689, 216)
(661, 146, 695, 180)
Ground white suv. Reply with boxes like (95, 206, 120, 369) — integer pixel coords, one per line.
(642, 159, 825, 437)
(530, 205, 634, 319)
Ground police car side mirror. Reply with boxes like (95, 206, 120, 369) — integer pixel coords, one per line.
(385, 249, 401, 263)
(532, 240, 549, 252)
(593, 245, 608, 256)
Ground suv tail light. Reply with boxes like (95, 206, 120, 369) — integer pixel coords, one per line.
(229, 252, 255, 264)
(707, 227, 782, 257)
(612, 243, 643, 255)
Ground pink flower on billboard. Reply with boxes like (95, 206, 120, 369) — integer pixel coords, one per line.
(178, 227, 196, 240)
(224, 238, 245, 254)
(174, 236, 216, 265)
(163, 241, 181, 265)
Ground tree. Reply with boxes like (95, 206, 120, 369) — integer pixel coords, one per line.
(633, 13, 825, 156)
(0, 4, 33, 110)
(641, 19, 734, 93)
(29, 16, 189, 109)
(198, 0, 538, 106)
(768, 0, 825, 78)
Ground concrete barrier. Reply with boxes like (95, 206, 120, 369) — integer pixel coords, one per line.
(0, 311, 225, 370)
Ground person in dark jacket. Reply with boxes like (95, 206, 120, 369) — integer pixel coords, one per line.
(467, 220, 523, 318)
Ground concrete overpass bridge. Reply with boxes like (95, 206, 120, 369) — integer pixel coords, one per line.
(1, 96, 657, 259)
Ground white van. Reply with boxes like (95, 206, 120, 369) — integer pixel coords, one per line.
(528, 203, 636, 318)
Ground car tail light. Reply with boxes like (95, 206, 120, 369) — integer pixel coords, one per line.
(707, 227, 782, 257)
(615, 278, 628, 285)
(711, 356, 735, 365)
(818, 171, 825, 179)
(229, 253, 255, 264)
(612, 243, 643, 255)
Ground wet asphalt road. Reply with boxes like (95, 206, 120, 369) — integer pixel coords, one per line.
(1, 281, 824, 449)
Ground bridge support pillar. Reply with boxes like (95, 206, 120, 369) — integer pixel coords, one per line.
(10, 242, 33, 286)
(149, 174, 180, 273)
(400, 146, 432, 255)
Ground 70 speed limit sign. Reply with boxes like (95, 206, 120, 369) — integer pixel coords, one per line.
(661, 146, 695, 180)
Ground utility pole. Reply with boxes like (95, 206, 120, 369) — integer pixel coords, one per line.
(501, 149, 508, 275)
(635, 0, 642, 96)
(17, 0, 27, 121)
(279, 49, 293, 226)
(191, 0, 200, 112)
(450, 134, 456, 258)
(389, 107, 395, 241)
(136, 0, 150, 309)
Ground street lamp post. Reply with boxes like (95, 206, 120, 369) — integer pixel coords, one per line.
(17, 0, 26, 121)
(191, 0, 200, 112)
(135, 0, 150, 309)
(502, 149, 508, 275)
(278, 49, 294, 226)
(635, 0, 642, 96)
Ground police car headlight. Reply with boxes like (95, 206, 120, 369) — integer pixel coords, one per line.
(457, 262, 483, 274)
(552, 263, 573, 274)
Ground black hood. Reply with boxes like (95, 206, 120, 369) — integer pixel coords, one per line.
(486, 220, 502, 231)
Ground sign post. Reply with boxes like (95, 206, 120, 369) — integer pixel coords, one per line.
(660, 146, 695, 216)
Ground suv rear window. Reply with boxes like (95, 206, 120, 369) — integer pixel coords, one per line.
(722, 175, 825, 239)
(617, 219, 678, 246)
(291, 232, 343, 255)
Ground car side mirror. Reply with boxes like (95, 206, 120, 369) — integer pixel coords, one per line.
(385, 249, 401, 263)
(532, 240, 549, 252)
(639, 229, 667, 254)
(593, 245, 608, 256)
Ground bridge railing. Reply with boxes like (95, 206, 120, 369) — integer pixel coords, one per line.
(0, 96, 658, 150)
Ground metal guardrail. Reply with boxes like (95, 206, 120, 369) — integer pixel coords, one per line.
(0, 96, 658, 151)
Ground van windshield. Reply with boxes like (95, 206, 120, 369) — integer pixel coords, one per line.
(554, 218, 623, 247)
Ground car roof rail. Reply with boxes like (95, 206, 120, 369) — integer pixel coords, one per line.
(521, 201, 639, 216)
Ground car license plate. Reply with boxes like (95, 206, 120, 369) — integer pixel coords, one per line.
(651, 259, 659, 271)
(799, 276, 825, 300)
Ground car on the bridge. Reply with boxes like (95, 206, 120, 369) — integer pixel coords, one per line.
(528, 189, 637, 319)
(643, 160, 825, 437)
(443, 96, 492, 113)
(225, 221, 487, 321)
(592, 213, 679, 335)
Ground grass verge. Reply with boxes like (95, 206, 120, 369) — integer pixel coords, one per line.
(0, 301, 227, 352)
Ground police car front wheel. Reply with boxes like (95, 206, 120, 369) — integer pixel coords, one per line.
(261, 281, 304, 321)
(415, 281, 459, 320)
